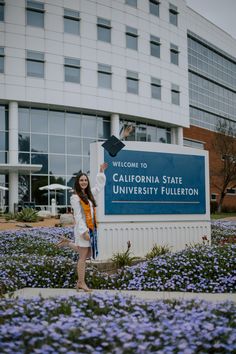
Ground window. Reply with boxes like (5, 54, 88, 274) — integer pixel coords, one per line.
(98, 64, 112, 89)
(170, 43, 179, 65)
(211, 193, 217, 201)
(26, 0, 44, 28)
(222, 154, 236, 163)
(183, 139, 204, 150)
(64, 57, 80, 83)
(0, 1, 4, 21)
(169, 3, 178, 26)
(150, 35, 161, 58)
(126, 26, 138, 50)
(149, 0, 159, 16)
(0, 47, 4, 73)
(26, 50, 44, 78)
(171, 84, 180, 105)
(151, 77, 161, 100)
(226, 188, 236, 195)
(125, 0, 137, 8)
(97, 18, 111, 43)
(64, 9, 80, 35)
(127, 70, 139, 94)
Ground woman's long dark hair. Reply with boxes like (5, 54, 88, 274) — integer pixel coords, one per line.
(74, 172, 97, 207)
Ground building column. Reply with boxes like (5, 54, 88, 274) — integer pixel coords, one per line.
(171, 127, 183, 145)
(9, 101, 19, 213)
(111, 113, 120, 137)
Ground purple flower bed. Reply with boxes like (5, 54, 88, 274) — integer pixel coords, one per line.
(0, 293, 235, 353)
(0, 224, 236, 294)
(212, 221, 236, 245)
(89, 244, 236, 293)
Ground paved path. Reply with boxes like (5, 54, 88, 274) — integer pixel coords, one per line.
(6, 288, 236, 303)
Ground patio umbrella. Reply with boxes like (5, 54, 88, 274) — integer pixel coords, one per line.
(39, 184, 72, 202)
(0, 186, 8, 211)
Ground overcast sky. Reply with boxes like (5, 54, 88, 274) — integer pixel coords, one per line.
(186, 0, 236, 39)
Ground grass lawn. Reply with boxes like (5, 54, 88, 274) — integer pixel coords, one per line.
(211, 212, 236, 220)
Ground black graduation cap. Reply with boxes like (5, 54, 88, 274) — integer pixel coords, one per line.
(102, 135, 125, 157)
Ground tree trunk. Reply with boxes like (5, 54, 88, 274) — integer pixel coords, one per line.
(217, 193, 225, 213)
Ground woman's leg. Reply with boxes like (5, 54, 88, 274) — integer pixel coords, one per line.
(56, 238, 79, 252)
(77, 247, 91, 291)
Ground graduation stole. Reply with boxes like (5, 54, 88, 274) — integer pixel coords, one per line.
(80, 198, 97, 231)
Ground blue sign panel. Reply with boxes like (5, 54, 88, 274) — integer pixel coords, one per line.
(104, 150, 206, 215)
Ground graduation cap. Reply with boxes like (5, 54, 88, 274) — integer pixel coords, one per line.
(102, 135, 125, 157)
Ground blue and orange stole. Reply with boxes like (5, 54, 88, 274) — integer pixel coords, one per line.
(80, 198, 98, 259)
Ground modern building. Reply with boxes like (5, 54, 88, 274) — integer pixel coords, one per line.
(0, 0, 235, 212)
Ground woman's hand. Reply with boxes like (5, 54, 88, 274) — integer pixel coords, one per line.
(99, 162, 108, 173)
(82, 231, 90, 241)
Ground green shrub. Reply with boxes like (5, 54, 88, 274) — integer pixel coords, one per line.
(111, 241, 139, 268)
(4, 212, 16, 221)
(145, 244, 171, 259)
(16, 208, 39, 222)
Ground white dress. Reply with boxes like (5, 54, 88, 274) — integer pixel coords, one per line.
(70, 172, 106, 247)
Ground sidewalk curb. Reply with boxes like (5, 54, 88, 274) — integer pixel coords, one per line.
(5, 288, 236, 303)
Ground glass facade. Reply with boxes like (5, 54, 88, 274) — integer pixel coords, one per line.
(120, 120, 171, 144)
(188, 34, 236, 131)
(0, 105, 8, 164)
(18, 108, 110, 207)
(188, 36, 236, 90)
(0, 105, 8, 210)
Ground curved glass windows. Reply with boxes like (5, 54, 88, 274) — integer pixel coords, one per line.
(31, 134, 48, 153)
(83, 138, 95, 156)
(49, 136, 65, 154)
(49, 155, 66, 175)
(19, 133, 30, 152)
(0, 105, 8, 163)
(31, 153, 48, 174)
(49, 111, 65, 135)
(31, 109, 48, 133)
(66, 113, 81, 136)
(120, 120, 171, 144)
(82, 115, 98, 138)
(18, 107, 111, 207)
(67, 156, 82, 175)
(19, 108, 30, 132)
(67, 137, 82, 155)
(19, 153, 30, 164)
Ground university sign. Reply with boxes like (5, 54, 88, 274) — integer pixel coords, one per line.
(104, 150, 206, 215)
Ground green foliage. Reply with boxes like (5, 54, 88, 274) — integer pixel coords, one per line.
(211, 212, 236, 220)
(4, 212, 16, 221)
(145, 244, 171, 259)
(111, 241, 139, 268)
(16, 208, 39, 222)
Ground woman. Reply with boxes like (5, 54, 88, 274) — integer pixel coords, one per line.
(57, 163, 108, 292)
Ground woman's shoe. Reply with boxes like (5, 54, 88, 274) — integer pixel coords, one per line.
(76, 282, 92, 293)
(56, 237, 70, 248)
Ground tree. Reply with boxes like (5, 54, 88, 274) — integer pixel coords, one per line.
(211, 120, 236, 212)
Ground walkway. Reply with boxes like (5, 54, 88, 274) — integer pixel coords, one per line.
(7, 288, 236, 303)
